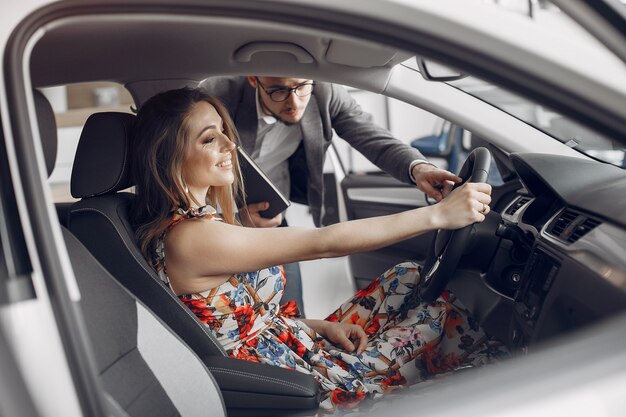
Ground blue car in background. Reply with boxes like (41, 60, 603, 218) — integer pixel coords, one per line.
(410, 119, 504, 185)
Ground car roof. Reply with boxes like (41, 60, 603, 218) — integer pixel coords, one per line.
(10, 0, 622, 142)
(29, 13, 409, 98)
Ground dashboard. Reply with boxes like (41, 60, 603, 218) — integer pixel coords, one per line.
(473, 152, 626, 351)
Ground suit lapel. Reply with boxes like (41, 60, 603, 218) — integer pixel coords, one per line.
(234, 86, 258, 153)
(300, 98, 323, 190)
(300, 96, 325, 208)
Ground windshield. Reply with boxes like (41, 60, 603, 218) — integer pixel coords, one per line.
(448, 76, 626, 168)
(407, 0, 626, 168)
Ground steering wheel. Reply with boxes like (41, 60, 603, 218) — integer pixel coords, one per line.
(418, 147, 492, 302)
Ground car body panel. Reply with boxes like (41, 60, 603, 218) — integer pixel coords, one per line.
(1, 0, 625, 415)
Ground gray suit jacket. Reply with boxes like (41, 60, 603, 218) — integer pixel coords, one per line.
(200, 76, 425, 226)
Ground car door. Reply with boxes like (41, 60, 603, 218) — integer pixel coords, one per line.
(327, 111, 506, 290)
(319, 90, 441, 289)
(0, 109, 99, 416)
(338, 164, 434, 290)
(0, 118, 40, 417)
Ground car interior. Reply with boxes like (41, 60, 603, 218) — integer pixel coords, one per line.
(3, 1, 626, 416)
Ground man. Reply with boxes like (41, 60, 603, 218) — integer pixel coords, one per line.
(200, 76, 460, 310)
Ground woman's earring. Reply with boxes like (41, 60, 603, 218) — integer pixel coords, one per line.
(181, 176, 189, 193)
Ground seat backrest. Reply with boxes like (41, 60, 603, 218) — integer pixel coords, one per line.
(67, 112, 226, 358)
(63, 226, 226, 417)
(33, 89, 72, 226)
(34, 92, 226, 416)
(34, 90, 57, 177)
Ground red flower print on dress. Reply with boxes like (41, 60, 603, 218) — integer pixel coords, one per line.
(180, 298, 220, 331)
(279, 300, 301, 318)
(349, 312, 366, 327)
(422, 341, 461, 374)
(325, 312, 339, 322)
(330, 388, 366, 409)
(444, 309, 464, 338)
(355, 278, 380, 298)
(380, 373, 407, 390)
(277, 330, 308, 358)
(364, 317, 380, 335)
(234, 304, 256, 338)
(231, 347, 260, 363)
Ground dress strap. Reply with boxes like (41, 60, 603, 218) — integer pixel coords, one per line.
(167, 204, 223, 231)
(176, 204, 218, 218)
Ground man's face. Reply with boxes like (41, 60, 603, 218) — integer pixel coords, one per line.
(248, 76, 313, 124)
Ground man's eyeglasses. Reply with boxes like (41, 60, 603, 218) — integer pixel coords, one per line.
(255, 78, 315, 102)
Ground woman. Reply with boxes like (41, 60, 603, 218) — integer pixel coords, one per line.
(132, 87, 505, 413)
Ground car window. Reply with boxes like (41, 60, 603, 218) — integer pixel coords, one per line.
(402, 2, 626, 169)
(332, 87, 441, 174)
(332, 88, 505, 185)
(44, 82, 135, 202)
(448, 76, 626, 168)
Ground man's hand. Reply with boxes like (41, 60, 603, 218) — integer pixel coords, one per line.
(412, 163, 461, 202)
(239, 201, 282, 228)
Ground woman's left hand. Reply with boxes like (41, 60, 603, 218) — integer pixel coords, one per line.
(323, 322, 368, 354)
(302, 319, 368, 354)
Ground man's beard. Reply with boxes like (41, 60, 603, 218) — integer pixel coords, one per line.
(259, 96, 299, 125)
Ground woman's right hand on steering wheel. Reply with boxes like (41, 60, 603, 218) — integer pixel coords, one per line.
(431, 182, 492, 230)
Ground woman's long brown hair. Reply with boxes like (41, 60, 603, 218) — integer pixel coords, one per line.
(131, 87, 244, 263)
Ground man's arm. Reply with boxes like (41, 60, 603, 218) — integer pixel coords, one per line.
(323, 83, 420, 182)
(323, 83, 459, 200)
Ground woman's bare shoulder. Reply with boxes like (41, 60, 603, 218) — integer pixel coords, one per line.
(164, 215, 224, 252)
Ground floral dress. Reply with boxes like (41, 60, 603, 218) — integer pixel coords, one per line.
(154, 206, 507, 413)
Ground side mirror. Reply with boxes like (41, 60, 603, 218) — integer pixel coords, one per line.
(416, 57, 467, 82)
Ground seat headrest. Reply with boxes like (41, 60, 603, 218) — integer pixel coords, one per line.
(34, 90, 57, 177)
(71, 112, 136, 199)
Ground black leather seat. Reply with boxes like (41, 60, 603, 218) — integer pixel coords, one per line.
(33, 90, 72, 226)
(35, 90, 227, 416)
(65, 226, 228, 417)
(67, 112, 319, 416)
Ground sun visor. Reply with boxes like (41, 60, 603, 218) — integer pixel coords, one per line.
(325, 39, 411, 68)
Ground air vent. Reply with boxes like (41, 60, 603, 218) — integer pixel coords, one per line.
(568, 217, 601, 243)
(548, 209, 578, 238)
(546, 208, 601, 244)
(505, 196, 531, 216)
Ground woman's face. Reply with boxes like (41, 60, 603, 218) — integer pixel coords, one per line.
(181, 101, 236, 195)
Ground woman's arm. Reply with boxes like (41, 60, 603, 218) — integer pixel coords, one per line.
(164, 182, 491, 283)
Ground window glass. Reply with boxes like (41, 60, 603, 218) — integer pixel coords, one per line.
(333, 87, 504, 184)
(333, 87, 440, 173)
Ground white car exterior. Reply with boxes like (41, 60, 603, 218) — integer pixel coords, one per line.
(1, 1, 625, 416)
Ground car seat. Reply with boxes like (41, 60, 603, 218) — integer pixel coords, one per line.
(65, 111, 319, 416)
(64, 226, 227, 416)
(35, 89, 226, 416)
